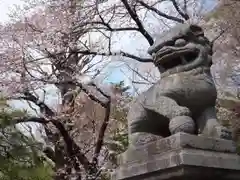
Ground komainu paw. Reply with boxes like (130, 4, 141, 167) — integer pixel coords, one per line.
(129, 132, 163, 147)
(169, 116, 195, 134)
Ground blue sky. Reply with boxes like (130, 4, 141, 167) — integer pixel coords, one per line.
(204, 0, 218, 11)
(105, 67, 125, 83)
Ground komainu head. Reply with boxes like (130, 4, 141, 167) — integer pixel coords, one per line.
(148, 24, 213, 75)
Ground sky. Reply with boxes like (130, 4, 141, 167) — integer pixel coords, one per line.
(0, 0, 24, 23)
(0, 0, 11, 23)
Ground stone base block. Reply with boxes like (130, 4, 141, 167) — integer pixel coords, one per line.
(112, 133, 240, 180)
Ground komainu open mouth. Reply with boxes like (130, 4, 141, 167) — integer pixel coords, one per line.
(154, 47, 199, 70)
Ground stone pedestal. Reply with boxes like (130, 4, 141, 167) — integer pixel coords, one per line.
(112, 133, 240, 180)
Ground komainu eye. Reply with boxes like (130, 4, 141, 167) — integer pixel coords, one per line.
(175, 39, 187, 46)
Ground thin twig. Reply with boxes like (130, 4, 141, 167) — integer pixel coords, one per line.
(137, 0, 185, 23)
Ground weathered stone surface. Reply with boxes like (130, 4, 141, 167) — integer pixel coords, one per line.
(113, 166, 240, 180)
(113, 133, 240, 180)
(127, 24, 232, 146)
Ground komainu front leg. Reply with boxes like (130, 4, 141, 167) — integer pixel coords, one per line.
(127, 102, 164, 146)
(145, 96, 196, 135)
(196, 107, 232, 140)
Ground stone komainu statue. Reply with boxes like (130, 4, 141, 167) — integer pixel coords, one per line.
(127, 24, 232, 145)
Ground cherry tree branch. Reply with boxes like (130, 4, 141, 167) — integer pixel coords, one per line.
(74, 21, 140, 32)
(43, 79, 112, 167)
(120, 0, 154, 45)
(49, 119, 93, 171)
(125, 63, 155, 84)
(15, 90, 93, 170)
(91, 83, 111, 165)
(12, 115, 93, 171)
(73, 50, 153, 63)
(21, 91, 55, 117)
(33, 49, 153, 63)
(10, 116, 47, 125)
(137, 0, 185, 23)
(170, 0, 190, 20)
